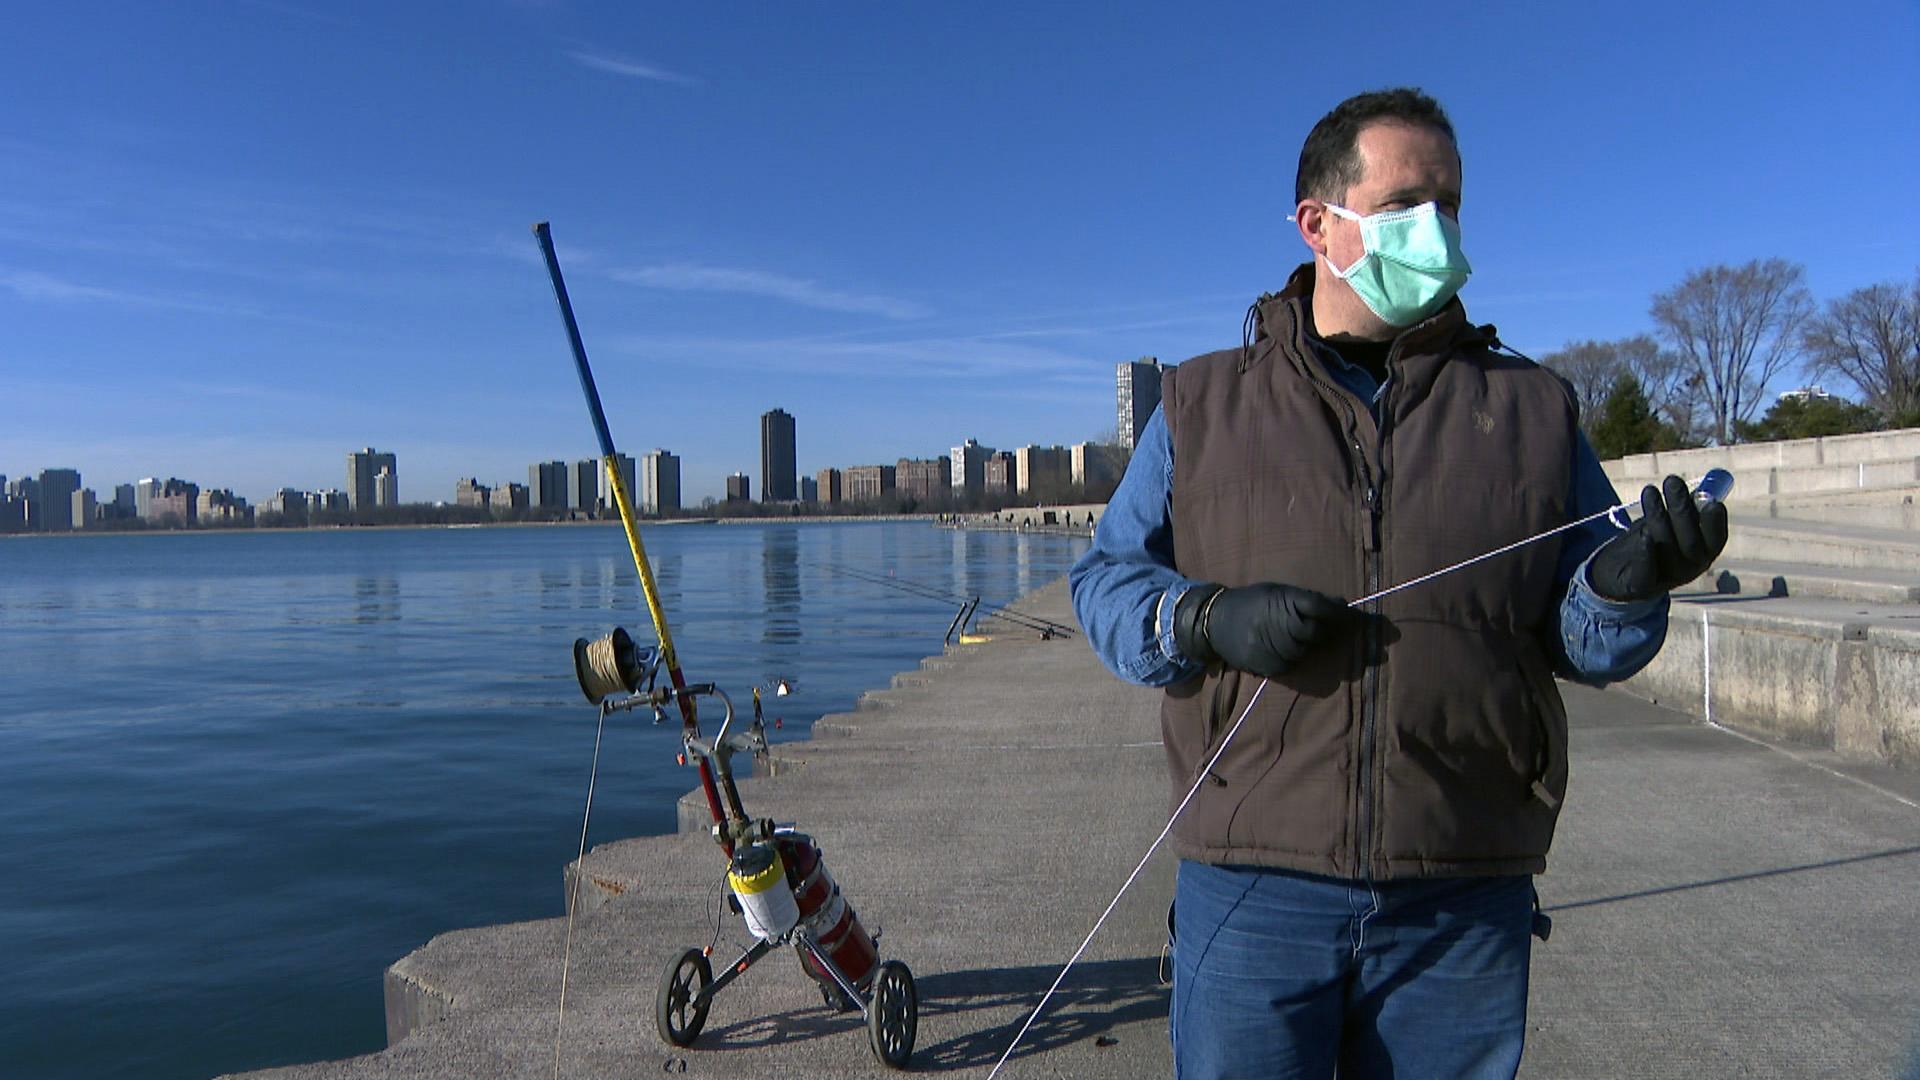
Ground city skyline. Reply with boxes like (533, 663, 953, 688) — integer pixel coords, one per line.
(3, 5, 1915, 504)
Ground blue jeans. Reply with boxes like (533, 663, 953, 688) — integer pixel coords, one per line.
(1171, 861, 1534, 1080)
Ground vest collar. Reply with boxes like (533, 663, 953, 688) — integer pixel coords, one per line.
(1241, 263, 1492, 380)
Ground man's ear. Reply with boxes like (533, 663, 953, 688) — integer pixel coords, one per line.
(1293, 200, 1328, 259)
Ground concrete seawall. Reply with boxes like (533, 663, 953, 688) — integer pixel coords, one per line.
(1621, 594, 1920, 764)
(226, 578, 1920, 1079)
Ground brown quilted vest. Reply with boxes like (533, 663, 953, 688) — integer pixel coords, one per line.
(1161, 265, 1577, 880)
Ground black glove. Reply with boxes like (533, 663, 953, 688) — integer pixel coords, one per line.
(1173, 582, 1355, 678)
(1588, 474, 1730, 603)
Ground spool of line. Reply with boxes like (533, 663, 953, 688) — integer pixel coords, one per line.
(572, 627, 642, 704)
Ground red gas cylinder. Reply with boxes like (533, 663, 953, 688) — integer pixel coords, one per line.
(776, 832, 878, 991)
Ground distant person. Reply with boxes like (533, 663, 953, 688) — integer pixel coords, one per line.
(1070, 87, 1726, 1080)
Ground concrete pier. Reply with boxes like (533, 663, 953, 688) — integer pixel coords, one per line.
(228, 578, 1920, 1079)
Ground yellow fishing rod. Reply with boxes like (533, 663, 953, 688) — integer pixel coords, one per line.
(531, 221, 727, 829)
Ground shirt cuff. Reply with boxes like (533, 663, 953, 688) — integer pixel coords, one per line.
(1156, 581, 1209, 666)
(1570, 553, 1665, 622)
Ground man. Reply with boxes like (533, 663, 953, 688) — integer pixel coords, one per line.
(1069, 88, 1727, 1080)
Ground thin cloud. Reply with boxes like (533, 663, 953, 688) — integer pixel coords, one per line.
(0, 269, 127, 304)
(566, 50, 699, 86)
(607, 331, 1106, 382)
(611, 263, 931, 320)
(0, 268, 263, 316)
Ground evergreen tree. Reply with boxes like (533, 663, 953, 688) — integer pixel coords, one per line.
(1734, 394, 1883, 441)
(1590, 373, 1665, 459)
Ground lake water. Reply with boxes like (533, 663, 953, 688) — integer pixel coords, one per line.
(0, 521, 1090, 1080)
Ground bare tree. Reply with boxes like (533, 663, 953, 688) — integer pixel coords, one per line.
(1540, 340, 1619, 422)
(1651, 259, 1813, 444)
(1801, 274, 1920, 423)
(1614, 333, 1706, 443)
(1541, 334, 1702, 442)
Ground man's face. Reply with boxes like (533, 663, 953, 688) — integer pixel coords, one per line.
(1305, 120, 1462, 276)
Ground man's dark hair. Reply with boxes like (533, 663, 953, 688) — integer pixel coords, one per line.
(1295, 88, 1458, 205)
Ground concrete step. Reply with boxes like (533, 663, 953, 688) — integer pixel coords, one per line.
(1608, 457, 1920, 496)
(1688, 560, 1920, 604)
(1604, 426, 1920, 479)
(1721, 515, 1920, 574)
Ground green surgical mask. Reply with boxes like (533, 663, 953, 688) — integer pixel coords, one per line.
(1323, 201, 1471, 327)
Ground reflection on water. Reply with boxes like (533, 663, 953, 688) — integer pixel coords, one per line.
(0, 522, 1089, 1080)
(763, 526, 802, 645)
(353, 574, 398, 623)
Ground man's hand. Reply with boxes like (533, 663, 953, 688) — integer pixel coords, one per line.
(1588, 475, 1731, 603)
(1174, 582, 1355, 678)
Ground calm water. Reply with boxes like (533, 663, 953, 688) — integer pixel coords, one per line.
(0, 522, 1089, 1080)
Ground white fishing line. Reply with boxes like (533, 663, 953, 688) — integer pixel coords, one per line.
(553, 705, 609, 1080)
(985, 678, 1272, 1080)
(990, 474, 1738, 1075)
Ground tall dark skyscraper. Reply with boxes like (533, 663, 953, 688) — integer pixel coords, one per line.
(1116, 358, 1164, 452)
(760, 408, 796, 502)
(528, 461, 568, 510)
(35, 468, 80, 531)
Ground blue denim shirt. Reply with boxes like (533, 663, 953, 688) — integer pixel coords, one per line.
(1070, 349, 1669, 689)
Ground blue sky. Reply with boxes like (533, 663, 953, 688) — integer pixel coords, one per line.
(2, 1, 1915, 505)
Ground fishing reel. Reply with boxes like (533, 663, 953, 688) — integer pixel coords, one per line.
(573, 626, 666, 714)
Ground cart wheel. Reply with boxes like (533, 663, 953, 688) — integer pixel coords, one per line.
(656, 948, 712, 1047)
(867, 960, 917, 1069)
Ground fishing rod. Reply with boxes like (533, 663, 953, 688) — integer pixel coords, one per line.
(534, 223, 918, 1073)
(985, 468, 1736, 1078)
(811, 560, 1078, 638)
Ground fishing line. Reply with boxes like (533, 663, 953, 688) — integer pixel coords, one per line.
(988, 470, 1735, 1075)
(985, 679, 1272, 1080)
(552, 704, 608, 1080)
(812, 560, 1076, 637)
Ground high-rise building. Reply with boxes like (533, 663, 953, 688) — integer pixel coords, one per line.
(896, 457, 952, 501)
(726, 473, 751, 502)
(799, 476, 818, 502)
(816, 468, 843, 505)
(760, 408, 797, 502)
(269, 489, 307, 516)
(1071, 442, 1128, 491)
(984, 452, 1017, 494)
(1014, 445, 1070, 496)
(843, 465, 895, 502)
(8, 475, 40, 530)
(496, 482, 529, 511)
(147, 479, 198, 525)
(135, 478, 162, 520)
(71, 488, 96, 530)
(1117, 357, 1164, 452)
(347, 448, 397, 511)
(950, 439, 994, 496)
(113, 484, 136, 517)
(529, 461, 569, 510)
(37, 468, 81, 531)
(641, 450, 681, 515)
(603, 453, 637, 511)
(569, 459, 600, 513)
(455, 478, 491, 508)
(0, 494, 24, 533)
(373, 468, 397, 508)
(198, 489, 251, 526)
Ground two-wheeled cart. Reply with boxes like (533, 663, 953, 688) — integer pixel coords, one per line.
(572, 628, 918, 1069)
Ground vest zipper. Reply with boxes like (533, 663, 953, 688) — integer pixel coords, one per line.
(1359, 483, 1380, 879)
(1357, 362, 1398, 880)
(1277, 304, 1384, 879)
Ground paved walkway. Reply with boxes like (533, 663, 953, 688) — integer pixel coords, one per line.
(231, 579, 1920, 1079)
